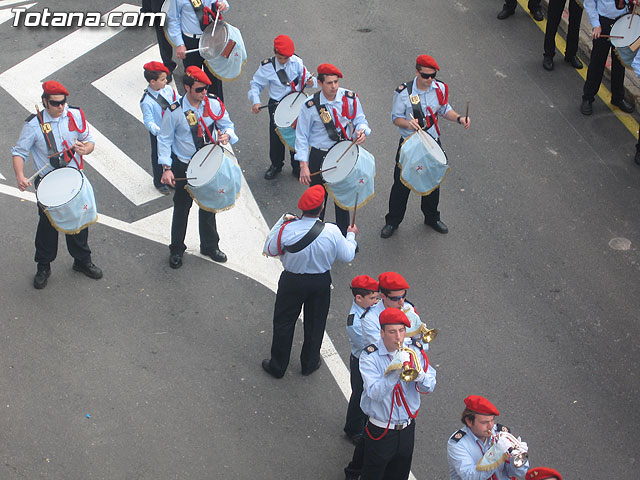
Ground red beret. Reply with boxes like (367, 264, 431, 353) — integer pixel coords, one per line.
(185, 66, 212, 86)
(351, 275, 379, 292)
(464, 395, 500, 416)
(274, 35, 295, 57)
(526, 468, 562, 480)
(42, 81, 69, 96)
(378, 272, 409, 291)
(144, 61, 169, 74)
(298, 185, 325, 211)
(379, 308, 411, 328)
(317, 63, 343, 78)
(416, 54, 440, 71)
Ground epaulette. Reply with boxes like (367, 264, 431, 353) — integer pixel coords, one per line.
(140, 91, 148, 103)
(450, 430, 466, 442)
(207, 93, 219, 101)
(168, 101, 180, 111)
(395, 83, 407, 93)
(261, 57, 271, 66)
(411, 338, 424, 350)
(347, 313, 354, 327)
(405, 299, 414, 307)
(364, 344, 378, 354)
(25, 113, 36, 122)
(305, 99, 314, 108)
(67, 105, 80, 111)
(344, 90, 355, 98)
(496, 424, 511, 433)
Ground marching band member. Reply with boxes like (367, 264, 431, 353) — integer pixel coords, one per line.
(295, 63, 371, 235)
(248, 34, 316, 180)
(447, 395, 530, 480)
(357, 308, 436, 480)
(166, 0, 229, 99)
(262, 185, 358, 378)
(140, 0, 177, 81)
(140, 61, 178, 195)
(11, 80, 102, 289)
(380, 54, 470, 239)
(157, 66, 237, 269)
(526, 466, 563, 480)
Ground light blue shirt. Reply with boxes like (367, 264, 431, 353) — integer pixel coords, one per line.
(359, 337, 436, 424)
(583, 0, 627, 27)
(157, 94, 237, 166)
(248, 55, 317, 104)
(392, 77, 452, 140)
(447, 425, 530, 480)
(294, 87, 371, 163)
(346, 301, 375, 358)
(166, 0, 230, 46)
(140, 85, 177, 136)
(263, 215, 356, 274)
(12, 105, 94, 176)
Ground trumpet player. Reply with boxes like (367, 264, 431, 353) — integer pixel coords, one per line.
(357, 308, 436, 480)
(447, 395, 530, 480)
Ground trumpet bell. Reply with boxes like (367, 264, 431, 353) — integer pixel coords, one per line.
(420, 324, 439, 343)
(400, 366, 419, 382)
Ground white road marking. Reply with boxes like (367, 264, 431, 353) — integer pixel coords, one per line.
(0, 3, 161, 206)
(0, 2, 35, 24)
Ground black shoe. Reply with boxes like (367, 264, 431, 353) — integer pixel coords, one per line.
(635, 151, 640, 166)
(497, 6, 515, 19)
(264, 165, 282, 180)
(380, 224, 396, 239)
(166, 72, 173, 83)
(543, 56, 554, 71)
(564, 55, 583, 69)
(580, 98, 593, 116)
(262, 359, 284, 379)
(302, 359, 322, 376)
(530, 7, 543, 21)
(169, 253, 183, 269)
(156, 185, 171, 195)
(426, 220, 449, 234)
(33, 265, 51, 289)
(611, 97, 635, 113)
(72, 260, 103, 279)
(200, 247, 227, 263)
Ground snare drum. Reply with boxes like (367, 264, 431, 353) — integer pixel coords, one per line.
(321, 140, 376, 211)
(610, 13, 640, 67)
(36, 167, 98, 234)
(185, 144, 242, 213)
(274, 92, 309, 151)
(398, 131, 449, 196)
(201, 21, 247, 81)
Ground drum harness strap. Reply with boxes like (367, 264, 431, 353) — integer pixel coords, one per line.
(405, 80, 448, 136)
(141, 88, 177, 118)
(182, 95, 225, 150)
(32, 107, 86, 170)
(190, 0, 221, 31)
(312, 91, 358, 142)
(275, 218, 325, 255)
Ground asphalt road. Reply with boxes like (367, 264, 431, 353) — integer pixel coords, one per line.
(1, 0, 639, 479)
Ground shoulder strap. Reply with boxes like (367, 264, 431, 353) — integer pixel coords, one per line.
(181, 96, 205, 151)
(312, 92, 342, 142)
(364, 344, 378, 354)
(451, 429, 466, 442)
(271, 56, 291, 86)
(261, 57, 272, 66)
(496, 424, 511, 433)
(347, 313, 355, 327)
(34, 109, 61, 166)
(284, 220, 325, 253)
(406, 80, 427, 129)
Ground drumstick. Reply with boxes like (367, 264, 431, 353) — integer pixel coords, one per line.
(27, 164, 50, 183)
(199, 144, 217, 167)
(211, 9, 220, 38)
(173, 177, 197, 181)
(309, 166, 337, 177)
(465, 101, 470, 121)
(630, 5, 637, 29)
(184, 46, 210, 54)
(46, 140, 89, 158)
(600, 35, 624, 38)
(334, 139, 357, 164)
(350, 192, 359, 227)
(258, 102, 278, 110)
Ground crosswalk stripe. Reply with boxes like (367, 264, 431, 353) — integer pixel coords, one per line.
(0, 2, 35, 25)
(0, 3, 162, 206)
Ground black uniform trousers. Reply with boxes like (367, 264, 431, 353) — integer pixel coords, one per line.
(345, 434, 366, 479)
(143, 0, 177, 74)
(361, 421, 416, 480)
(182, 34, 223, 100)
(544, 0, 583, 59)
(149, 133, 163, 188)
(268, 98, 298, 172)
(309, 147, 350, 235)
(583, 16, 626, 102)
(504, 0, 541, 10)
(269, 270, 331, 376)
(344, 354, 366, 436)
(384, 138, 440, 228)
(33, 177, 91, 266)
(169, 156, 220, 255)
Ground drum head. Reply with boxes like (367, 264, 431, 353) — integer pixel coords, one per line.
(187, 145, 224, 187)
(321, 141, 359, 183)
(611, 14, 640, 47)
(37, 168, 83, 207)
(416, 131, 447, 164)
(274, 92, 308, 128)
(200, 22, 229, 60)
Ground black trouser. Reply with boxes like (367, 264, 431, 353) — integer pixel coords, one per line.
(143, 0, 176, 73)
(504, 0, 540, 10)
(309, 147, 350, 235)
(361, 421, 415, 480)
(345, 434, 366, 479)
(169, 156, 220, 255)
(583, 16, 626, 102)
(268, 98, 298, 171)
(384, 138, 440, 227)
(34, 178, 91, 266)
(544, 0, 583, 59)
(149, 133, 163, 188)
(182, 34, 223, 100)
(268, 270, 331, 376)
(344, 354, 366, 436)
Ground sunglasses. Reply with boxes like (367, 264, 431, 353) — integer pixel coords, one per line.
(387, 292, 407, 302)
(194, 86, 207, 93)
(48, 98, 66, 107)
(418, 71, 437, 79)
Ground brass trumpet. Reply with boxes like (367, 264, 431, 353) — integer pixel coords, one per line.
(384, 342, 422, 382)
(419, 324, 439, 344)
